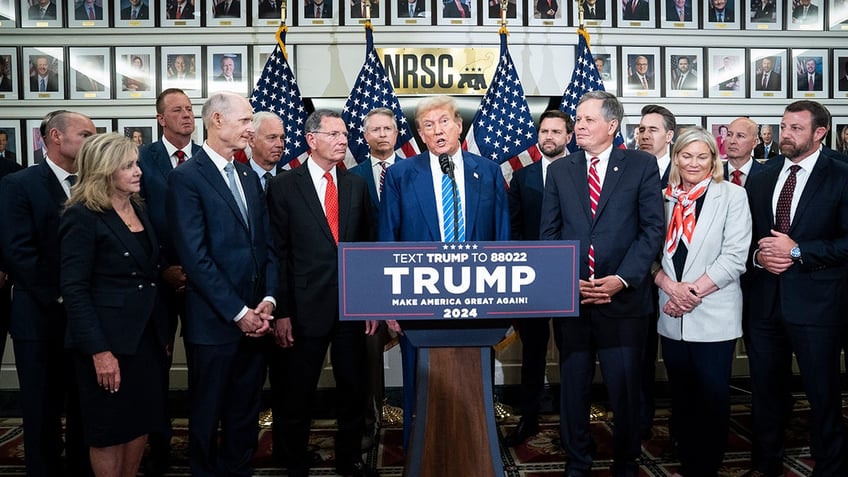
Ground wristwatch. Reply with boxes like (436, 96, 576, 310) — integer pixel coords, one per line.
(790, 244, 802, 262)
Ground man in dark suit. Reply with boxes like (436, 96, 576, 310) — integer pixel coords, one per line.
(0, 130, 23, 379)
(536, 0, 557, 17)
(627, 55, 654, 90)
(214, 0, 240, 17)
(214, 55, 242, 82)
(707, 0, 733, 21)
(666, 0, 690, 21)
(74, 0, 103, 20)
(0, 111, 96, 477)
(137, 88, 200, 477)
(753, 124, 779, 160)
(442, 0, 470, 17)
(305, 0, 332, 17)
(503, 110, 573, 448)
(671, 56, 697, 90)
(29, 55, 58, 92)
(378, 95, 510, 450)
(582, 0, 604, 18)
(751, 0, 775, 21)
(258, 0, 281, 17)
(398, 0, 424, 16)
(755, 57, 781, 91)
(744, 100, 848, 477)
(166, 92, 277, 477)
(268, 110, 378, 477)
(246, 111, 284, 191)
(167, 0, 194, 18)
(28, 0, 57, 19)
(791, 0, 818, 24)
(621, 0, 649, 20)
(0, 130, 17, 163)
(120, 0, 149, 19)
(540, 91, 664, 477)
(0, 56, 12, 92)
(796, 58, 823, 91)
(723, 117, 765, 187)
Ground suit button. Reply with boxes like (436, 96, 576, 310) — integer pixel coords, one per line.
(131, 272, 137, 276)
(138, 284, 144, 290)
(124, 252, 130, 257)
(151, 282, 156, 287)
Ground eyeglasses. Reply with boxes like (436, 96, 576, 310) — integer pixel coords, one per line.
(310, 131, 349, 141)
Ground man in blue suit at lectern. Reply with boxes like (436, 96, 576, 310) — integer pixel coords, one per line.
(378, 95, 510, 450)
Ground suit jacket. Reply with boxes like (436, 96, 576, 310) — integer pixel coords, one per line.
(582, 0, 604, 18)
(60, 203, 168, 355)
(28, 2, 57, 19)
(0, 75, 11, 92)
(755, 71, 781, 91)
(398, 0, 425, 16)
(0, 152, 18, 165)
(839, 76, 848, 92)
(753, 143, 779, 160)
(656, 181, 751, 342)
(723, 157, 766, 184)
(74, 4, 103, 19)
(628, 73, 654, 89)
(443, 0, 471, 17)
(214, 0, 240, 17)
(258, 0, 281, 17)
(167, 1, 195, 18)
(120, 3, 149, 19)
(536, 0, 557, 17)
(745, 150, 848, 326)
(621, 0, 649, 20)
(665, 1, 691, 21)
(267, 162, 372, 337)
(75, 72, 104, 92)
(166, 149, 278, 345)
(540, 148, 665, 317)
(215, 72, 242, 82)
(672, 71, 697, 89)
(751, 1, 775, 20)
(508, 160, 545, 241)
(707, 6, 733, 21)
(138, 140, 202, 266)
(378, 150, 510, 243)
(792, 3, 818, 23)
(796, 72, 823, 91)
(30, 73, 59, 92)
(304, 0, 332, 17)
(0, 161, 69, 340)
(349, 156, 397, 221)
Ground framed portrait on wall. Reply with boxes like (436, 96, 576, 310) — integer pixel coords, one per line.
(0, 47, 19, 99)
(207, 45, 249, 95)
(617, 0, 655, 28)
(791, 48, 828, 99)
(660, 0, 697, 29)
(674, 116, 703, 139)
(252, 43, 295, 88)
(0, 120, 22, 165)
(69, 46, 110, 99)
(0, 0, 16, 28)
(299, 0, 339, 25)
(255, 0, 283, 25)
(23, 47, 64, 100)
(832, 118, 848, 156)
(68, 0, 109, 27)
(703, 0, 739, 30)
(592, 46, 617, 95)
(665, 47, 703, 98)
(829, 0, 848, 29)
(788, 0, 822, 30)
(91, 118, 113, 135)
(161, 0, 200, 26)
(621, 116, 640, 150)
(748, 116, 780, 161)
(21, 0, 62, 27)
(115, 46, 155, 99)
(573, 0, 611, 27)
(25, 118, 45, 165)
(833, 49, 848, 98)
(621, 46, 660, 97)
(391, 0, 431, 24)
(707, 47, 745, 98)
(192, 117, 204, 144)
(209, 0, 247, 26)
(437, 0, 476, 25)
(705, 117, 735, 161)
(750, 48, 786, 99)
(746, 0, 781, 29)
(530, 0, 566, 25)
(118, 118, 157, 148)
(345, 0, 386, 26)
(161, 46, 202, 98)
(483, 0, 520, 26)
(115, 0, 155, 26)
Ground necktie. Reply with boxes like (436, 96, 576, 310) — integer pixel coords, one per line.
(131, 8, 137, 19)
(731, 169, 742, 186)
(39, 78, 46, 92)
(775, 165, 800, 234)
(764, 144, 770, 156)
(409, 4, 414, 15)
(263, 171, 272, 192)
(324, 172, 339, 244)
(88, 7, 94, 19)
(67, 174, 77, 186)
(589, 6, 594, 15)
(176, 4, 182, 17)
(174, 150, 186, 166)
(378, 161, 387, 198)
(718, 11, 723, 21)
(455, 0, 466, 17)
(762, 73, 768, 88)
(315, 5, 320, 16)
(224, 162, 249, 225)
(678, 75, 684, 89)
(40, 7, 46, 18)
(588, 157, 601, 277)
(808, 75, 814, 91)
(631, 0, 636, 13)
(678, 8, 684, 20)
(441, 173, 465, 242)
(640, 76, 647, 89)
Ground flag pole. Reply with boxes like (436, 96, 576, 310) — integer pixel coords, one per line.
(499, 0, 508, 33)
(576, 0, 584, 29)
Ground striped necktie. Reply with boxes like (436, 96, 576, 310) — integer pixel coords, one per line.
(588, 156, 601, 277)
(441, 173, 465, 242)
(224, 162, 248, 226)
(324, 172, 339, 244)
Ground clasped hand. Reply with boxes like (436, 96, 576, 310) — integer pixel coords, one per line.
(662, 281, 701, 318)
(579, 276, 624, 305)
(757, 229, 795, 275)
(237, 300, 274, 337)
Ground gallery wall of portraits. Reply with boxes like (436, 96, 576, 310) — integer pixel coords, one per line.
(0, 0, 847, 166)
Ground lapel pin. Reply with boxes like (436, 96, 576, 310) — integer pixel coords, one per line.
(613, 166, 619, 172)
(473, 172, 479, 179)
(242, 171, 248, 176)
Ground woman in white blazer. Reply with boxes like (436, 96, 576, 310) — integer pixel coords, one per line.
(652, 126, 751, 477)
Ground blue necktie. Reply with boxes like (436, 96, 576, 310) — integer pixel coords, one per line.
(224, 162, 249, 225)
(441, 173, 465, 242)
(39, 78, 46, 91)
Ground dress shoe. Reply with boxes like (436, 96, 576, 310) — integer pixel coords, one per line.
(336, 460, 379, 477)
(503, 417, 539, 447)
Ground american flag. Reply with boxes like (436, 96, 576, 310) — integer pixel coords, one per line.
(560, 29, 625, 152)
(464, 31, 540, 184)
(249, 28, 310, 168)
(342, 24, 419, 168)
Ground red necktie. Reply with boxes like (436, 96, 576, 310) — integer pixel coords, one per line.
(775, 165, 799, 234)
(88, 7, 94, 19)
(378, 161, 387, 198)
(588, 157, 601, 277)
(808, 75, 814, 91)
(176, 4, 182, 18)
(324, 172, 339, 244)
(731, 169, 742, 186)
(455, 0, 466, 17)
(174, 150, 186, 166)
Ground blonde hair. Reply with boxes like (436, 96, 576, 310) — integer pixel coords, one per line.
(67, 133, 142, 212)
(667, 126, 724, 187)
(415, 96, 461, 129)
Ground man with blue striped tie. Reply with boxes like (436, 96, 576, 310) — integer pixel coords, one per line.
(378, 95, 510, 451)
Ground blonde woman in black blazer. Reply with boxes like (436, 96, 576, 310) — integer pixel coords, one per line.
(60, 133, 169, 477)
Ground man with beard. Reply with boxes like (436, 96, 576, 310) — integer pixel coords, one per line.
(744, 100, 848, 476)
(504, 110, 573, 447)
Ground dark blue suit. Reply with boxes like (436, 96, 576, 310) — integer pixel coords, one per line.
(349, 156, 399, 221)
(744, 150, 848, 476)
(540, 147, 664, 477)
(378, 150, 510, 449)
(0, 161, 89, 477)
(166, 148, 278, 477)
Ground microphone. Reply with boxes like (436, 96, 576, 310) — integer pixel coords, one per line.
(438, 153, 454, 179)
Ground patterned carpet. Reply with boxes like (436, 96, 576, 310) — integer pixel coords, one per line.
(0, 400, 841, 476)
